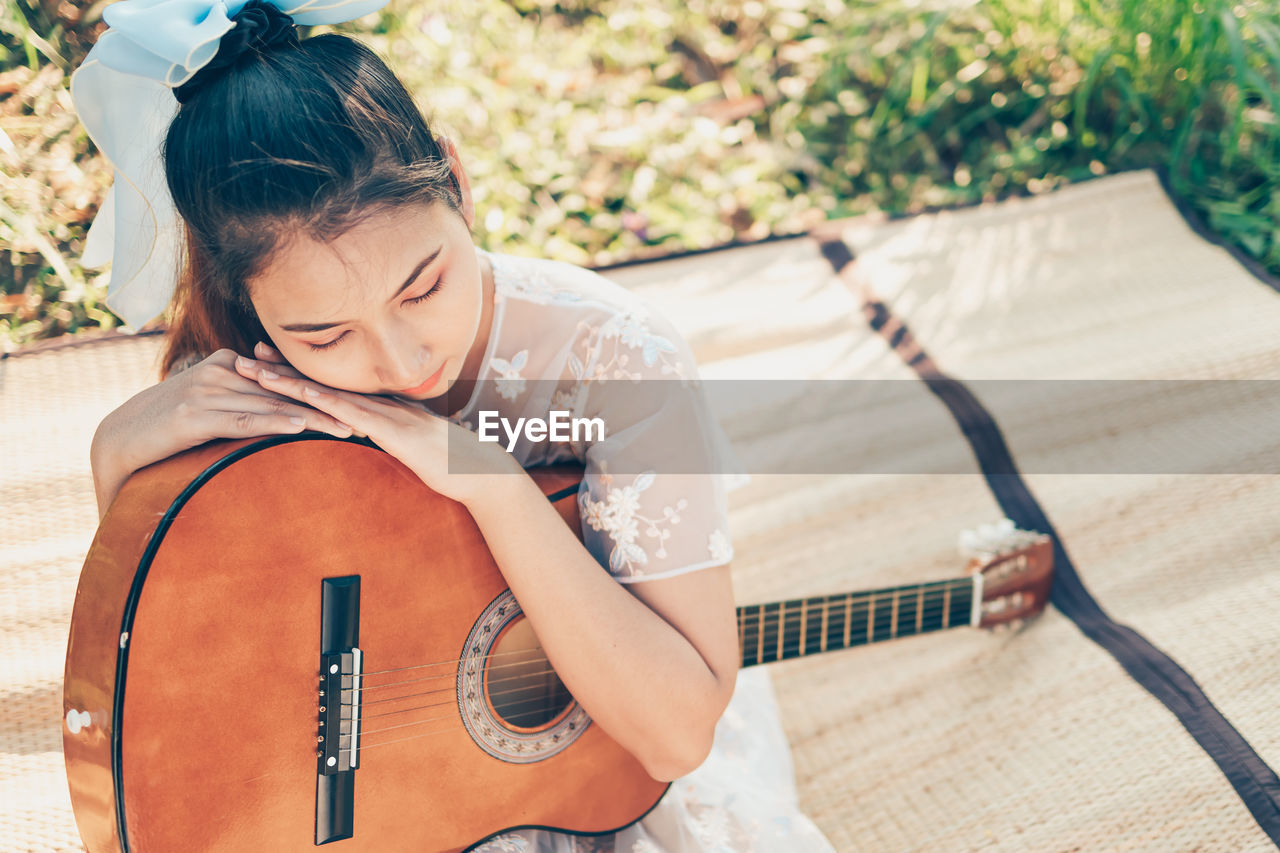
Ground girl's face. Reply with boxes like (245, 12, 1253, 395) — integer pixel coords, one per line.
(248, 199, 485, 404)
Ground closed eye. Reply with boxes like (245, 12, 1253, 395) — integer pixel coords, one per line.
(306, 278, 442, 352)
(404, 278, 443, 305)
(307, 332, 349, 352)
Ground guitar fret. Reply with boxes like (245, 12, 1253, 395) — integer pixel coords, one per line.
(754, 604, 765, 665)
(773, 602, 786, 663)
(798, 599, 808, 657)
(950, 583, 971, 628)
(920, 584, 944, 634)
(824, 594, 842, 651)
(738, 609, 744, 664)
(866, 594, 876, 644)
(915, 586, 924, 634)
(890, 589, 900, 639)
(804, 597, 824, 657)
(942, 584, 952, 629)
(874, 591, 893, 642)
(898, 586, 913, 637)
(843, 594, 854, 648)
(756, 603, 767, 665)
(820, 597, 830, 652)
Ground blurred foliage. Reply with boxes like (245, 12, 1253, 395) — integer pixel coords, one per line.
(4, 0, 1280, 350)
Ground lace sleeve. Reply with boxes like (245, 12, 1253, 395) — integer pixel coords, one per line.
(572, 301, 740, 583)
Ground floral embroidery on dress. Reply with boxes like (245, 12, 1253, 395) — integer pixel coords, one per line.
(708, 529, 733, 564)
(581, 306, 686, 381)
(490, 349, 528, 401)
(487, 253, 583, 304)
(579, 466, 689, 577)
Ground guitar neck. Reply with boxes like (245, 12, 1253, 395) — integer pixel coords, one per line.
(736, 577, 979, 668)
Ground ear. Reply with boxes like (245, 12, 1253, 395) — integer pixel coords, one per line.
(438, 135, 475, 230)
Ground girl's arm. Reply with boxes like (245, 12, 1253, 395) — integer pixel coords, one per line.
(90, 346, 354, 519)
(464, 473, 740, 782)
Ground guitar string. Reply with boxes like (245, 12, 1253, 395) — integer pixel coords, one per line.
(350, 578, 967, 676)
(343, 598, 982, 736)
(346, 595, 984, 711)
(354, 644, 567, 679)
(327, 696, 591, 758)
(330, 692, 586, 746)
(351, 580, 976, 680)
(339, 610, 950, 758)
(333, 599, 1016, 751)
(360, 662, 578, 708)
(325, 583, 1024, 753)
(360, 669, 577, 717)
(333, 701, 588, 758)
(352, 650, 552, 694)
(345, 594, 979, 708)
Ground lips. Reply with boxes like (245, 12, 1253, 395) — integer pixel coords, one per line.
(397, 363, 445, 396)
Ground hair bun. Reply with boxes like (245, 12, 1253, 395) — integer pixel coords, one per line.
(175, 0, 300, 104)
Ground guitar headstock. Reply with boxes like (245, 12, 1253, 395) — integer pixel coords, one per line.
(958, 519, 1054, 630)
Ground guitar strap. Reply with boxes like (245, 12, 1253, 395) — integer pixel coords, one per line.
(817, 232, 1280, 846)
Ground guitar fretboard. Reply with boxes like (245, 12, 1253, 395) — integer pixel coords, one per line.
(736, 578, 977, 668)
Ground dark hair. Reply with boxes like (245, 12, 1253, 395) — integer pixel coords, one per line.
(160, 32, 463, 375)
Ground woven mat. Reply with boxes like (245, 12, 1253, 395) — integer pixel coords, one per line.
(621, 169, 1279, 851)
(1, 336, 166, 852)
(3, 169, 1276, 851)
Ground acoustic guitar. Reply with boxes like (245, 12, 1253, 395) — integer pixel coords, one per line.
(63, 435, 1053, 852)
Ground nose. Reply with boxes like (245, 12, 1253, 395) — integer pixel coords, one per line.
(371, 321, 429, 390)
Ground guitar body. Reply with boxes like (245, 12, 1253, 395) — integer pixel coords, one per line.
(63, 435, 667, 853)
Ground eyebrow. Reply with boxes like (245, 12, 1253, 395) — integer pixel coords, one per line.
(278, 245, 444, 332)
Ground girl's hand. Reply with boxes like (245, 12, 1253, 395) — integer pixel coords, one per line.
(91, 345, 355, 517)
(238, 343, 523, 506)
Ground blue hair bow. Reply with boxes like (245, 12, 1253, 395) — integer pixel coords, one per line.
(71, 0, 390, 329)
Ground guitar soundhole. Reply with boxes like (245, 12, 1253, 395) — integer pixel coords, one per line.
(486, 617, 573, 731)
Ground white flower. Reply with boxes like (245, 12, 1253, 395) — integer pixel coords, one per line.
(604, 484, 642, 522)
(708, 529, 733, 563)
(601, 308, 649, 344)
(611, 515, 640, 547)
(494, 376, 525, 401)
(580, 495, 605, 529)
(619, 315, 648, 348)
(490, 350, 529, 401)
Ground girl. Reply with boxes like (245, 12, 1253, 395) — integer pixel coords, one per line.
(76, 1, 835, 849)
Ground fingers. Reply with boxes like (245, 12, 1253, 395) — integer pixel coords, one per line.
(206, 392, 355, 439)
(253, 341, 288, 365)
(193, 351, 354, 438)
(210, 409, 334, 441)
(232, 357, 363, 435)
(253, 371, 382, 437)
(234, 354, 303, 382)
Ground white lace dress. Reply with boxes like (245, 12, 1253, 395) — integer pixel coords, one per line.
(451, 248, 835, 853)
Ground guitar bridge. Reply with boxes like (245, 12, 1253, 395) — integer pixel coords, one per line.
(319, 648, 362, 773)
(316, 576, 361, 845)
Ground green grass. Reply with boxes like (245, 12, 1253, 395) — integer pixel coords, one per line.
(3, 0, 1278, 350)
